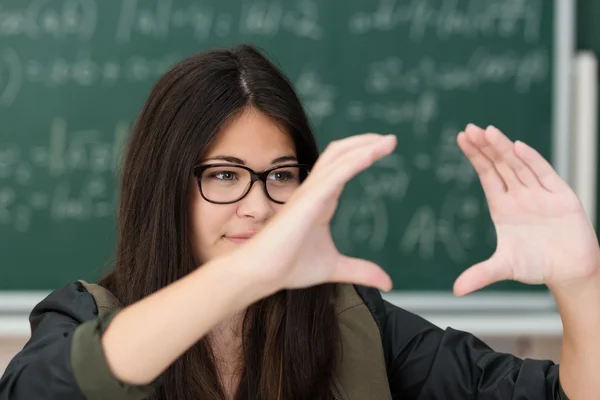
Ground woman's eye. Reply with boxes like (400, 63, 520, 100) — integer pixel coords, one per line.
(215, 171, 236, 180)
(269, 171, 293, 181)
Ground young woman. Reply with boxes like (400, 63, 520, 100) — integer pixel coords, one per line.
(0, 44, 597, 400)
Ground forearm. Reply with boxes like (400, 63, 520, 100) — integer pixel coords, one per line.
(101, 256, 270, 385)
(551, 269, 600, 399)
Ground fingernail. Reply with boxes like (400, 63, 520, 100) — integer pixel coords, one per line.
(515, 140, 527, 147)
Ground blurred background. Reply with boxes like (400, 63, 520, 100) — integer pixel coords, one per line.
(1, 0, 599, 372)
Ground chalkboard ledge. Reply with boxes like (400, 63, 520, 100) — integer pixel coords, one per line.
(0, 290, 558, 314)
(0, 290, 562, 338)
(0, 311, 562, 337)
(382, 291, 557, 312)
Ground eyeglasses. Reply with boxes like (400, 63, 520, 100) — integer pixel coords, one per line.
(193, 163, 311, 204)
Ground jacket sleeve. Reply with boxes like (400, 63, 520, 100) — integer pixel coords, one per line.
(0, 281, 158, 400)
(382, 300, 568, 399)
(353, 286, 568, 400)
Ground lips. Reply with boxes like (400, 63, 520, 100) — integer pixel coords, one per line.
(224, 232, 257, 243)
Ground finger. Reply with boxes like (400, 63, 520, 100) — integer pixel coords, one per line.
(284, 136, 396, 215)
(327, 135, 397, 190)
(330, 255, 393, 292)
(484, 126, 541, 188)
(316, 133, 387, 167)
(465, 124, 519, 190)
(453, 258, 512, 297)
(456, 131, 506, 197)
(301, 135, 396, 207)
(514, 140, 570, 193)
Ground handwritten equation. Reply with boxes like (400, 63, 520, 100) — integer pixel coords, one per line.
(0, 118, 128, 232)
(348, 0, 543, 41)
(332, 131, 491, 263)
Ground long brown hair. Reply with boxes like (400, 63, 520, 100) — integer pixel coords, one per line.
(99, 45, 340, 399)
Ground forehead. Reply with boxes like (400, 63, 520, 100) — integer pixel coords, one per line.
(204, 108, 295, 164)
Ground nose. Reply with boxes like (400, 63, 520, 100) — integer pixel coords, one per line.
(236, 181, 273, 221)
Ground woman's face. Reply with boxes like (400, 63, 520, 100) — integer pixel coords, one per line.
(190, 107, 298, 264)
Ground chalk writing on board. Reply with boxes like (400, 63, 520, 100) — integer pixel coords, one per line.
(346, 92, 437, 135)
(400, 195, 485, 262)
(295, 66, 336, 125)
(0, 47, 21, 106)
(279, 0, 324, 40)
(0, 48, 181, 105)
(0, 117, 129, 232)
(117, 0, 208, 42)
(0, 0, 97, 40)
(334, 188, 490, 262)
(334, 196, 389, 253)
(0, 179, 116, 233)
(365, 48, 549, 95)
(333, 154, 411, 252)
(50, 178, 111, 222)
(362, 154, 411, 200)
(47, 118, 119, 176)
(2, 49, 349, 108)
(31, 52, 179, 87)
(239, 0, 324, 39)
(115, 0, 324, 43)
(348, 0, 542, 42)
(434, 123, 476, 188)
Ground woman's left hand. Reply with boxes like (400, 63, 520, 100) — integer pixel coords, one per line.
(453, 124, 600, 296)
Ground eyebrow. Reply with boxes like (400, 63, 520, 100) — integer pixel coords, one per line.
(202, 155, 298, 165)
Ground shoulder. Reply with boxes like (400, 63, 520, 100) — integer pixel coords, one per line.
(344, 284, 441, 336)
(76, 280, 121, 317)
(332, 285, 445, 398)
(332, 284, 393, 398)
(332, 284, 382, 343)
(338, 285, 444, 372)
(29, 280, 120, 329)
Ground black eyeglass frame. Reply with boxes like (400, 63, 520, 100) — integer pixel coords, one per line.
(193, 163, 311, 205)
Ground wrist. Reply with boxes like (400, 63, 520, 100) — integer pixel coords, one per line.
(547, 267, 600, 334)
(196, 254, 278, 310)
(547, 263, 600, 298)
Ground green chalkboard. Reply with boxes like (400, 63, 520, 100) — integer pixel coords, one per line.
(0, 0, 569, 295)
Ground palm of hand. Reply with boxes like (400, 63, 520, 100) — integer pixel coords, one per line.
(453, 125, 599, 296)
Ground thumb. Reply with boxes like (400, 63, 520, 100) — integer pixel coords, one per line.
(330, 255, 393, 292)
(453, 257, 512, 297)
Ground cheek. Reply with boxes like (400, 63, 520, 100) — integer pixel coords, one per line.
(271, 203, 285, 215)
(189, 186, 236, 262)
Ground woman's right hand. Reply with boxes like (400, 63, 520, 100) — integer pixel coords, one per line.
(231, 133, 397, 295)
(98, 133, 396, 387)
